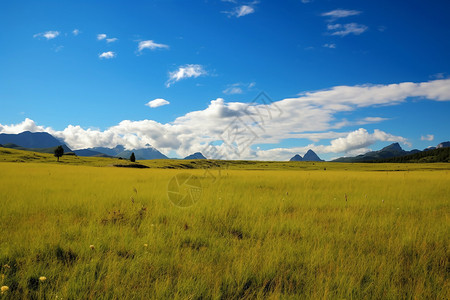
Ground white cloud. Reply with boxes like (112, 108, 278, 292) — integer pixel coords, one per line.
(2, 79, 449, 160)
(421, 134, 434, 141)
(223, 87, 243, 95)
(99, 51, 116, 59)
(166, 64, 207, 87)
(0, 118, 49, 134)
(254, 128, 409, 161)
(137, 40, 169, 53)
(33, 31, 60, 40)
(328, 23, 368, 36)
(323, 43, 336, 48)
(323, 128, 410, 153)
(97, 34, 107, 40)
(224, 2, 258, 18)
(54, 45, 64, 52)
(72, 29, 80, 36)
(97, 34, 118, 43)
(146, 98, 170, 108)
(223, 82, 256, 95)
(322, 9, 361, 19)
(235, 5, 255, 17)
(327, 24, 341, 30)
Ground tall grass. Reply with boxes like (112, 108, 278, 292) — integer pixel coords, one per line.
(0, 161, 448, 299)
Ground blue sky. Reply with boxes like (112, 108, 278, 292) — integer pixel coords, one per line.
(0, 0, 449, 160)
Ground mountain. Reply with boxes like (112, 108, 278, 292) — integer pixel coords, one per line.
(333, 141, 449, 163)
(116, 148, 168, 160)
(84, 145, 125, 157)
(437, 141, 450, 149)
(0, 131, 70, 150)
(289, 154, 302, 161)
(373, 147, 450, 163)
(0, 143, 72, 154)
(289, 150, 323, 162)
(73, 145, 167, 160)
(73, 149, 112, 157)
(184, 152, 207, 159)
(333, 143, 409, 162)
(302, 150, 324, 161)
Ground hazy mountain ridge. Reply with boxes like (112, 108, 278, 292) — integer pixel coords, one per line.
(1, 131, 449, 162)
(0, 131, 71, 150)
(333, 142, 450, 163)
(371, 147, 450, 163)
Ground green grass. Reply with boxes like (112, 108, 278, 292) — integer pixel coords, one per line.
(0, 149, 449, 299)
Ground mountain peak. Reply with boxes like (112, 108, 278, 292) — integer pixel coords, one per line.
(184, 152, 207, 159)
(289, 154, 303, 161)
(381, 142, 403, 152)
(302, 149, 324, 161)
(290, 150, 323, 162)
(437, 141, 450, 149)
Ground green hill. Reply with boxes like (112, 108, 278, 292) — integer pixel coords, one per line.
(370, 147, 450, 163)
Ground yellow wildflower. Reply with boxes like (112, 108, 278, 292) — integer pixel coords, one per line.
(39, 276, 47, 282)
(1, 286, 9, 294)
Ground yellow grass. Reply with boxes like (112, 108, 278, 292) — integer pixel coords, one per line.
(0, 149, 449, 299)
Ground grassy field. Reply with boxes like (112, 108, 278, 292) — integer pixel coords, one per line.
(0, 148, 449, 299)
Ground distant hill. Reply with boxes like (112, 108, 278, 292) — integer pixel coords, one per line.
(85, 146, 125, 157)
(289, 150, 323, 162)
(437, 141, 450, 149)
(73, 149, 112, 157)
(0, 143, 73, 155)
(333, 143, 410, 162)
(333, 141, 450, 163)
(72, 145, 167, 160)
(0, 131, 71, 151)
(371, 147, 450, 163)
(116, 148, 168, 160)
(184, 152, 207, 159)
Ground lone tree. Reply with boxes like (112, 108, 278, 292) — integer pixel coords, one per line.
(54, 145, 64, 162)
(130, 152, 136, 162)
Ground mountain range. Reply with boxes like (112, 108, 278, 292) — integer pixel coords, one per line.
(1, 131, 449, 162)
(289, 150, 324, 162)
(332, 142, 449, 162)
(0, 131, 69, 149)
(74, 145, 169, 160)
(0, 131, 72, 153)
(0, 131, 202, 160)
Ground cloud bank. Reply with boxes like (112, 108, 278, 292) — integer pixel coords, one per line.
(1, 79, 449, 160)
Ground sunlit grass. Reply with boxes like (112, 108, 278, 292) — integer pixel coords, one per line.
(0, 152, 449, 298)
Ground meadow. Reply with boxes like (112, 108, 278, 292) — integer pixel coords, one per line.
(0, 148, 449, 299)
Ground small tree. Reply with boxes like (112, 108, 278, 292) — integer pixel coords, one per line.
(130, 152, 136, 162)
(54, 145, 64, 162)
